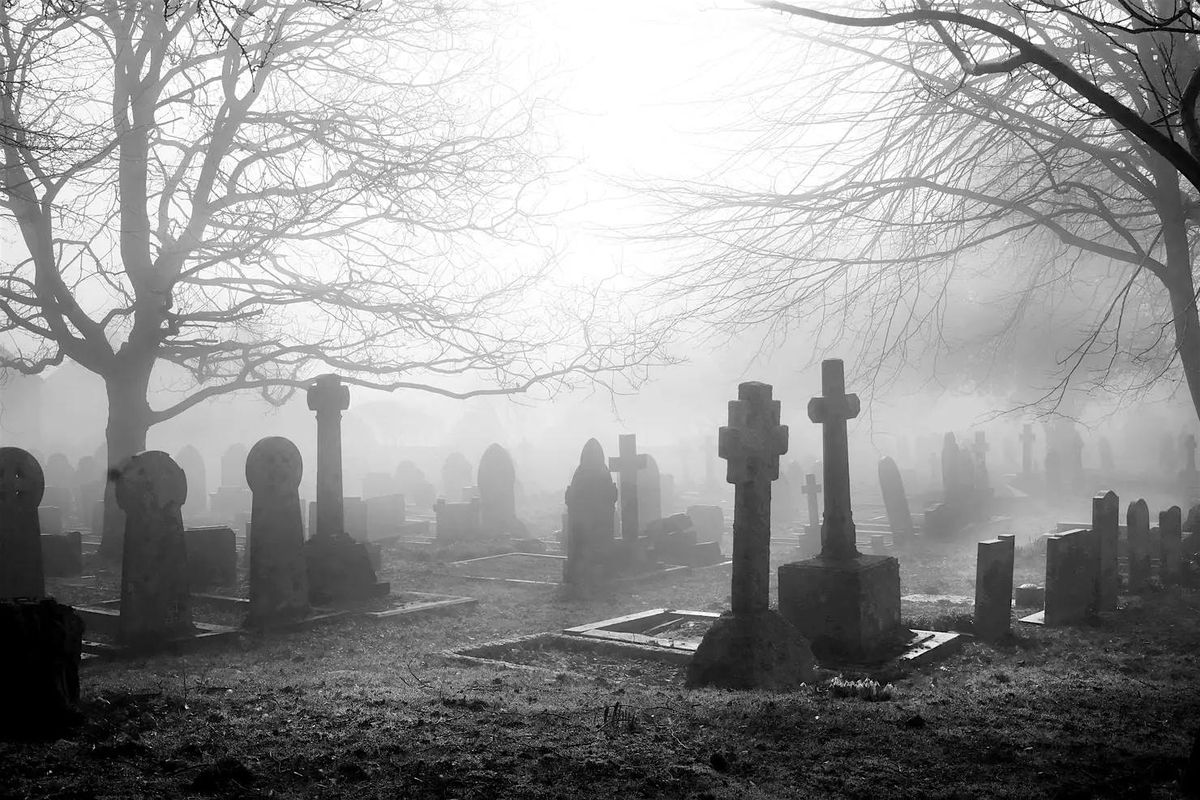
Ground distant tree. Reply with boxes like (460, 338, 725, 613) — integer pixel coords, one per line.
(650, 1, 1200, 419)
(0, 0, 665, 550)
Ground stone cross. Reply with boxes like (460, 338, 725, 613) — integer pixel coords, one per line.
(1020, 424, 1034, 476)
(115, 451, 193, 647)
(608, 434, 647, 544)
(719, 381, 788, 614)
(807, 359, 860, 560)
(0, 447, 45, 598)
(246, 436, 310, 625)
(307, 373, 350, 540)
(801, 472, 821, 533)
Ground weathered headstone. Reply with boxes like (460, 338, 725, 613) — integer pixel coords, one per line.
(175, 445, 208, 518)
(1042, 527, 1098, 626)
(608, 434, 648, 546)
(687, 381, 814, 689)
(877, 456, 914, 546)
(0, 448, 45, 598)
(303, 375, 389, 604)
(246, 436, 310, 625)
(562, 439, 618, 597)
(1093, 490, 1119, 613)
(1127, 499, 1151, 593)
(478, 443, 525, 537)
(636, 453, 663, 527)
(440, 452, 474, 502)
(115, 451, 194, 647)
(778, 359, 903, 662)
(974, 534, 1015, 641)
(800, 472, 821, 536)
(1161, 505, 1183, 585)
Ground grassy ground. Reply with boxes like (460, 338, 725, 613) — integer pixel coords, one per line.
(3, 523, 1199, 800)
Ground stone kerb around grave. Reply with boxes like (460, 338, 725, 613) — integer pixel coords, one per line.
(115, 451, 195, 647)
(246, 436, 310, 626)
(0, 446, 46, 599)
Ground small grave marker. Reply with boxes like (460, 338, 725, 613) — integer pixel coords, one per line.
(974, 534, 1015, 641)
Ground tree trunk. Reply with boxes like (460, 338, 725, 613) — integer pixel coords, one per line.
(97, 359, 154, 561)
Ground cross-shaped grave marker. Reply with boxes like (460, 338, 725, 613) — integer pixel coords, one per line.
(307, 374, 350, 539)
(807, 359, 860, 560)
(608, 434, 648, 545)
(719, 381, 788, 613)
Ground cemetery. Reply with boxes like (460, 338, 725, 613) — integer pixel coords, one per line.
(4, 1, 1200, 798)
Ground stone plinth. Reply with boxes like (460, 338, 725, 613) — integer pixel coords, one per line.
(304, 533, 389, 605)
(185, 526, 237, 588)
(41, 533, 82, 578)
(686, 609, 814, 690)
(778, 554, 903, 663)
(974, 534, 1015, 641)
(1043, 528, 1097, 626)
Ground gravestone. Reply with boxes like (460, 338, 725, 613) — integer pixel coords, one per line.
(175, 445, 208, 518)
(1020, 424, 1035, 478)
(778, 359, 903, 662)
(1127, 499, 1151, 593)
(115, 451, 194, 647)
(562, 439, 618, 597)
(0, 447, 46, 598)
(687, 381, 814, 689)
(246, 436, 310, 625)
(441, 452, 474, 502)
(478, 443, 525, 537)
(303, 375, 389, 605)
(877, 456, 914, 546)
(1093, 491, 1119, 612)
(220, 444, 248, 489)
(609, 434, 648, 547)
(974, 534, 1015, 641)
(1161, 506, 1183, 585)
(1043, 527, 1098, 626)
(434, 498, 481, 541)
(636, 454, 663, 527)
(801, 473, 821, 535)
(184, 526, 237, 588)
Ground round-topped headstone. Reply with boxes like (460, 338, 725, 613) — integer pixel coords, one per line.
(114, 451, 187, 511)
(0, 447, 45, 509)
(246, 437, 302, 493)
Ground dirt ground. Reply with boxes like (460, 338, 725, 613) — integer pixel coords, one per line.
(4, 520, 1200, 800)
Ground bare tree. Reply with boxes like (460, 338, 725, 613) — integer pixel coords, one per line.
(649, 1, 1200, 419)
(0, 0, 666, 551)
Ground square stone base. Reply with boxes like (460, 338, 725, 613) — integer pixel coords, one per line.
(778, 554, 903, 663)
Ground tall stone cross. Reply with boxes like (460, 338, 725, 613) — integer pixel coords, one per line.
(807, 359, 860, 561)
(307, 373, 350, 539)
(1020, 424, 1035, 476)
(801, 472, 821, 532)
(608, 434, 647, 544)
(718, 381, 787, 614)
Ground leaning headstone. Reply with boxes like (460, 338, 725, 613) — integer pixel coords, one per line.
(778, 359, 903, 662)
(1042, 527, 1098, 626)
(246, 436, 310, 626)
(175, 445, 208, 518)
(636, 453, 663, 527)
(687, 381, 814, 689)
(1093, 490, 1119, 613)
(0, 447, 46, 599)
(686, 505, 725, 543)
(877, 456, 915, 546)
(974, 534, 1015, 641)
(115, 451, 194, 647)
(478, 443, 525, 537)
(562, 439, 618, 597)
(1161, 506, 1183, 585)
(1127, 499, 1151, 593)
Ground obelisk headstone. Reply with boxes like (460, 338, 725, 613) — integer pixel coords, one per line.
(0, 447, 45, 598)
(687, 381, 814, 689)
(116, 451, 194, 647)
(246, 437, 310, 625)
